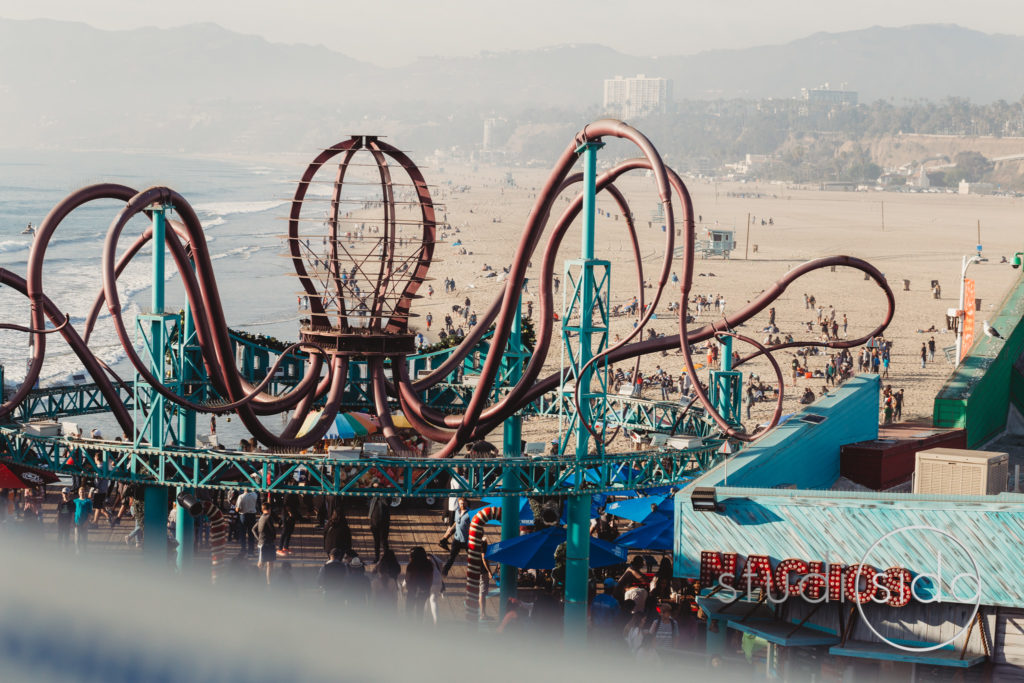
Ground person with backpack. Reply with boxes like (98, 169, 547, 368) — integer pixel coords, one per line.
(650, 602, 680, 651)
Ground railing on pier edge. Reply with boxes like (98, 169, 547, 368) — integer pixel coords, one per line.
(0, 425, 724, 498)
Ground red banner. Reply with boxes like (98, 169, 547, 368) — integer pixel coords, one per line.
(961, 278, 976, 360)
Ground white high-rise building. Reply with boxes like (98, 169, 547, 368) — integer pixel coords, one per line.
(603, 75, 672, 119)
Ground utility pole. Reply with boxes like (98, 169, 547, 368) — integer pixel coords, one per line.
(880, 201, 885, 232)
(745, 212, 751, 260)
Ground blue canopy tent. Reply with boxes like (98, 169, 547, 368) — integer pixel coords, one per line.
(605, 493, 673, 524)
(614, 517, 673, 550)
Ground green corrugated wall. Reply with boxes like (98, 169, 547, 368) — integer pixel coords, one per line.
(933, 273, 1024, 447)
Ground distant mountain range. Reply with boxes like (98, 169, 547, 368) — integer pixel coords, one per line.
(2, 19, 1024, 152)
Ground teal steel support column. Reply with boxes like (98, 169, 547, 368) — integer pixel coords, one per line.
(175, 488, 194, 573)
(152, 207, 165, 313)
(720, 335, 732, 372)
(500, 297, 524, 615)
(148, 206, 167, 447)
(174, 272, 199, 570)
(143, 484, 168, 566)
(177, 304, 197, 448)
(564, 139, 605, 643)
(710, 333, 743, 427)
(140, 206, 172, 567)
(706, 618, 728, 656)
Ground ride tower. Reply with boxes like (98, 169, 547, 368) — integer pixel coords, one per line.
(132, 203, 201, 567)
(500, 297, 526, 613)
(560, 139, 611, 640)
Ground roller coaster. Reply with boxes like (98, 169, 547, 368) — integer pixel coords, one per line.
(0, 119, 894, 492)
(0, 119, 894, 634)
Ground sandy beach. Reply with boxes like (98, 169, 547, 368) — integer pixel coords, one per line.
(319, 159, 1023, 452)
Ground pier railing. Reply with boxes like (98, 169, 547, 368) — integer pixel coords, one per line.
(0, 425, 722, 497)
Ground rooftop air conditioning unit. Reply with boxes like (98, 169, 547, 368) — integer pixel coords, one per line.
(362, 443, 389, 458)
(913, 448, 1008, 495)
(24, 421, 61, 437)
(327, 447, 362, 460)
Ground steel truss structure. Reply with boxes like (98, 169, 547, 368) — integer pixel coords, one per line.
(0, 425, 722, 498)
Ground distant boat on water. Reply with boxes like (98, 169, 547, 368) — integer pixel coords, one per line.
(21, 223, 34, 235)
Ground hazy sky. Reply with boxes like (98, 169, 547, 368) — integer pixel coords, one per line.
(2, 0, 1022, 66)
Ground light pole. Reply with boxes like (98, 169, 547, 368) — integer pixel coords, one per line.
(955, 255, 982, 366)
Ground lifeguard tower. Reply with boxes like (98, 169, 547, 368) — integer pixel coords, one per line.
(695, 226, 736, 259)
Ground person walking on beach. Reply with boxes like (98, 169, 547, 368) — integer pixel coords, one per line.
(920, 343, 927, 369)
(253, 502, 276, 585)
(73, 486, 93, 553)
(928, 337, 936, 362)
(425, 312, 432, 330)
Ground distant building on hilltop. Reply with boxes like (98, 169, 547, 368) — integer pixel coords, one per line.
(913, 166, 931, 188)
(800, 82, 858, 106)
(482, 117, 508, 151)
(603, 75, 672, 120)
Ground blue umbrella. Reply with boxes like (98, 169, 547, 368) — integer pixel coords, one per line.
(472, 497, 533, 525)
(605, 493, 673, 524)
(473, 495, 608, 525)
(615, 517, 674, 550)
(486, 526, 628, 570)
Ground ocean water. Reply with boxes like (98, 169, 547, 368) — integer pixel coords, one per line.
(0, 149, 302, 391)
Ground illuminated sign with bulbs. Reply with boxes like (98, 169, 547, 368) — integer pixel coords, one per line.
(700, 551, 913, 607)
